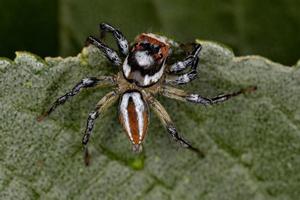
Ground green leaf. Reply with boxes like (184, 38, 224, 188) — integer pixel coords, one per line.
(0, 41, 300, 200)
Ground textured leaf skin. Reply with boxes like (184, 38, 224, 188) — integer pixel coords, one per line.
(0, 41, 300, 200)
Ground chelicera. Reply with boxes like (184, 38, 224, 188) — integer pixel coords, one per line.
(38, 23, 256, 164)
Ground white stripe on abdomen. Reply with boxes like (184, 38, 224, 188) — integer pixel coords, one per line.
(119, 91, 149, 144)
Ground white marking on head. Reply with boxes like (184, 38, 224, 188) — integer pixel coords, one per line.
(134, 51, 154, 68)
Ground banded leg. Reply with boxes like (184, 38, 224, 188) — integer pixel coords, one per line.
(165, 44, 202, 85)
(37, 76, 116, 121)
(160, 85, 257, 105)
(169, 44, 202, 73)
(149, 96, 204, 157)
(82, 91, 119, 165)
(99, 23, 129, 56)
(86, 36, 122, 66)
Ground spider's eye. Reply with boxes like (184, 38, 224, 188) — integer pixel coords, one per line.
(140, 42, 150, 49)
(153, 46, 160, 53)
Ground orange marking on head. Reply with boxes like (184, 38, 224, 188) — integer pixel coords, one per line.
(135, 33, 170, 59)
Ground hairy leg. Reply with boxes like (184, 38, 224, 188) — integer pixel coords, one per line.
(37, 76, 116, 121)
(160, 85, 257, 105)
(82, 91, 119, 165)
(86, 36, 122, 66)
(165, 44, 202, 85)
(99, 22, 129, 56)
(169, 44, 202, 73)
(148, 96, 204, 157)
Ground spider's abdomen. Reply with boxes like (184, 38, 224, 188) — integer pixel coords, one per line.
(119, 91, 149, 147)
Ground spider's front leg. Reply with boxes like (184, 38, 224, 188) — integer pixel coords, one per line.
(99, 22, 129, 56)
(37, 76, 116, 121)
(82, 91, 119, 166)
(160, 85, 257, 105)
(165, 44, 202, 85)
(148, 96, 204, 157)
(86, 36, 122, 66)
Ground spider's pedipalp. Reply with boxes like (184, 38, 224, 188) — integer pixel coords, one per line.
(100, 22, 129, 56)
(82, 91, 119, 166)
(37, 76, 116, 121)
(148, 96, 204, 157)
(160, 85, 257, 105)
(86, 36, 122, 66)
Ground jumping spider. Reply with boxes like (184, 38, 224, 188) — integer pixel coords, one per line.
(38, 23, 256, 164)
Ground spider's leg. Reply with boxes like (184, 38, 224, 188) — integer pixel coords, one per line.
(99, 23, 129, 56)
(165, 60, 198, 85)
(169, 44, 202, 73)
(37, 76, 116, 121)
(86, 36, 122, 66)
(160, 85, 257, 105)
(148, 96, 204, 157)
(82, 91, 119, 165)
(165, 44, 201, 85)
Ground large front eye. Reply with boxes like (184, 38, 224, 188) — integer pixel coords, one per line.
(140, 42, 150, 49)
(153, 46, 160, 54)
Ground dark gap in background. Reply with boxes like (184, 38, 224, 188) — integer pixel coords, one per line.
(0, 0, 59, 59)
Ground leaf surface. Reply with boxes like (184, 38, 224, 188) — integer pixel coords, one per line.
(0, 41, 300, 200)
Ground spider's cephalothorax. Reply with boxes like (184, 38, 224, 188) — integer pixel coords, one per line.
(123, 33, 170, 87)
(38, 23, 256, 165)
